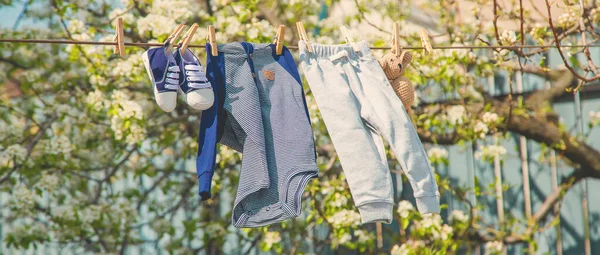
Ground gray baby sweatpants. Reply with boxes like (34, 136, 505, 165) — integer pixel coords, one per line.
(298, 41, 440, 224)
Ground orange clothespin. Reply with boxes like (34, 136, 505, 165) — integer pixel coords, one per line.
(178, 23, 198, 53)
(113, 17, 125, 57)
(165, 23, 185, 47)
(420, 29, 433, 55)
(340, 26, 359, 52)
(273, 25, 286, 55)
(392, 23, 401, 55)
(207, 25, 217, 56)
(296, 21, 312, 53)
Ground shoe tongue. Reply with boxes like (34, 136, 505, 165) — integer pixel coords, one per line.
(164, 47, 178, 63)
(181, 49, 199, 65)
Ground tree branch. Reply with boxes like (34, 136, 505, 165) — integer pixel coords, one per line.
(544, 0, 600, 82)
(525, 68, 576, 106)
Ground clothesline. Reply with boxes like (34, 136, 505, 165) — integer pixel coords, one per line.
(1, 38, 599, 50)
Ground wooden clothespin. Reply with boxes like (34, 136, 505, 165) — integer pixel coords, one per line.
(207, 25, 218, 56)
(113, 17, 125, 57)
(165, 23, 185, 47)
(178, 23, 198, 53)
(295, 21, 312, 53)
(392, 22, 401, 55)
(419, 29, 433, 55)
(340, 26, 359, 52)
(273, 25, 286, 55)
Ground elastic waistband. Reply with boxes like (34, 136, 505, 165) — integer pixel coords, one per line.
(217, 42, 275, 58)
(298, 40, 372, 59)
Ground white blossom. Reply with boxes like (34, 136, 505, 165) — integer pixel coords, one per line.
(529, 23, 546, 38)
(338, 232, 351, 243)
(485, 241, 504, 255)
(111, 200, 138, 222)
(2, 144, 28, 164)
(420, 213, 443, 229)
(126, 123, 146, 144)
(406, 239, 425, 249)
(589, 111, 600, 126)
(0, 117, 25, 141)
(474, 121, 489, 138)
(500, 30, 517, 45)
(90, 75, 108, 87)
(13, 183, 35, 211)
(320, 185, 335, 195)
(474, 145, 507, 160)
(111, 90, 129, 104)
(86, 90, 105, 110)
(427, 147, 448, 161)
(331, 232, 352, 247)
(247, 27, 259, 39)
(446, 105, 466, 125)
(111, 54, 144, 79)
(111, 117, 124, 140)
(109, 8, 135, 25)
(494, 49, 510, 59)
(354, 229, 373, 243)
(53, 205, 77, 220)
(71, 33, 91, 42)
(80, 205, 102, 224)
(482, 112, 499, 124)
(397, 200, 415, 218)
(432, 224, 453, 240)
(391, 244, 411, 255)
(467, 51, 477, 61)
(152, 218, 172, 234)
(49, 135, 72, 155)
(264, 231, 282, 247)
(449, 210, 469, 223)
(328, 209, 361, 227)
(150, 0, 194, 21)
(68, 19, 85, 34)
(7, 224, 48, 245)
(38, 174, 60, 192)
(331, 193, 348, 207)
(557, 6, 580, 28)
(117, 100, 144, 120)
(137, 14, 176, 36)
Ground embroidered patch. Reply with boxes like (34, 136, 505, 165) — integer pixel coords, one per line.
(263, 70, 275, 80)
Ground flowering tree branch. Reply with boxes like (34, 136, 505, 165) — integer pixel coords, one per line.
(544, 0, 600, 83)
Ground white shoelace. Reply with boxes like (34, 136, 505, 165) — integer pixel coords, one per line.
(185, 65, 211, 89)
(164, 65, 180, 90)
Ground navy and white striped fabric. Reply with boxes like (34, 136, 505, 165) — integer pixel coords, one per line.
(202, 42, 318, 228)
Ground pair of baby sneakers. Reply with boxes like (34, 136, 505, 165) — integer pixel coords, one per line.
(142, 46, 213, 112)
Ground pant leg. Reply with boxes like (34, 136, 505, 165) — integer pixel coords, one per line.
(347, 41, 440, 214)
(196, 43, 226, 201)
(299, 41, 394, 224)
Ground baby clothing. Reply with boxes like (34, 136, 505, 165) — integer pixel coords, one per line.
(298, 41, 440, 224)
(196, 43, 226, 201)
(199, 42, 318, 228)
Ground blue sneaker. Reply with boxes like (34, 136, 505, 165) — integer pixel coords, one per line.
(142, 46, 180, 112)
(174, 48, 214, 110)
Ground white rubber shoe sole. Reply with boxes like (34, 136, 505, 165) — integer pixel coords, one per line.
(186, 88, 214, 111)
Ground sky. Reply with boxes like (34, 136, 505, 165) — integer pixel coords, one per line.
(0, 2, 26, 29)
(1, 0, 123, 29)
